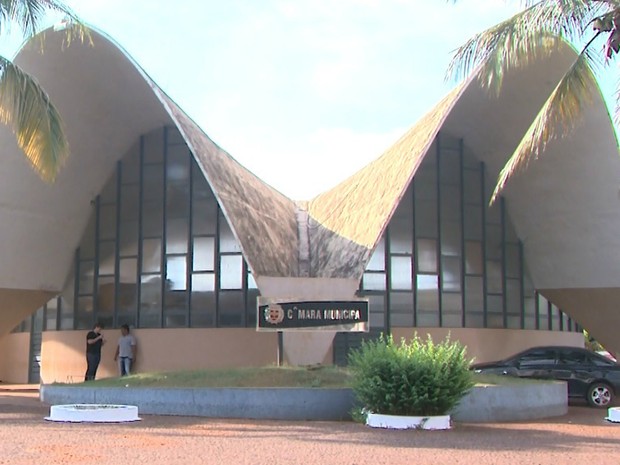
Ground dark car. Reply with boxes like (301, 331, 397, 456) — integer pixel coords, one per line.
(471, 346, 620, 408)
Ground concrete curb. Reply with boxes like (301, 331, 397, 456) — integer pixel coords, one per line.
(40, 386, 355, 421)
(40, 381, 567, 422)
(451, 381, 568, 422)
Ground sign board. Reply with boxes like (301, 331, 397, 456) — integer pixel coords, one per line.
(257, 298, 369, 332)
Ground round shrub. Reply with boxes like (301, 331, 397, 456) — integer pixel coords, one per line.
(348, 333, 474, 417)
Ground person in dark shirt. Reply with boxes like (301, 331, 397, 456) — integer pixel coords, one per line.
(85, 323, 105, 381)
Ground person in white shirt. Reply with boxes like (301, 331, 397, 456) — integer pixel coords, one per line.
(114, 324, 137, 376)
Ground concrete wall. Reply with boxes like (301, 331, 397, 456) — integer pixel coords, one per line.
(0, 332, 30, 383)
(36, 326, 583, 383)
(391, 327, 584, 364)
(40, 328, 279, 383)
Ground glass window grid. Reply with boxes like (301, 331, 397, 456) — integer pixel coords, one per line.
(14, 129, 582, 335)
(359, 131, 576, 334)
(68, 125, 255, 329)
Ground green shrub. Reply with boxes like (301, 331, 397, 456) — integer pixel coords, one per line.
(348, 333, 474, 417)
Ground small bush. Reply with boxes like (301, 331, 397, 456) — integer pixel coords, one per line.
(348, 333, 474, 417)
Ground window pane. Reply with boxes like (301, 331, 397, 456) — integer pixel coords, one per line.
(80, 215, 96, 260)
(219, 221, 242, 253)
(166, 256, 187, 290)
(440, 185, 460, 220)
(486, 260, 503, 294)
(190, 274, 216, 327)
(465, 276, 483, 313)
(143, 164, 164, 200)
(45, 298, 58, 331)
(441, 222, 461, 256)
(220, 255, 243, 289)
(79, 261, 95, 295)
(464, 205, 482, 240)
(363, 272, 385, 291)
(506, 244, 520, 279)
(441, 257, 461, 291)
(140, 275, 162, 327)
(417, 275, 438, 313)
(118, 282, 137, 313)
(414, 200, 438, 237)
(166, 144, 190, 182)
(142, 238, 162, 273)
(142, 199, 163, 236)
(389, 217, 413, 254)
(367, 294, 385, 329)
(167, 218, 189, 254)
(465, 241, 483, 275)
(414, 169, 437, 201)
(390, 256, 412, 290)
(439, 153, 460, 185)
(219, 291, 244, 327)
(193, 198, 217, 235)
(366, 239, 385, 271)
(390, 292, 413, 327)
(417, 239, 437, 273)
(506, 278, 521, 316)
(485, 224, 502, 259)
(119, 220, 138, 256)
(98, 241, 116, 275)
(144, 128, 164, 164)
(193, 237, 215, 271)
(120, 184, 139, 221)
(442, 292, 462, 312)
(464, 169, 481, 205)
(118, 257, 136, 282)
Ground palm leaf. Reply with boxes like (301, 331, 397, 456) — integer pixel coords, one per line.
(446, 0, 605, 93)
(489, 45, 600, 203)
(0, 55, 68, 181)
(0, 1, 90, 51)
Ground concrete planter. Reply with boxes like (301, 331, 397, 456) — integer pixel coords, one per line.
(40, 380, 567, 423)
(40, 385, 355, 421)
(451, 381, 567, 422)
(366, 412, 451, 430)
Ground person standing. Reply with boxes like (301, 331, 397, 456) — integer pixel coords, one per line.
(85, 323, 105, 381)
(114, 324, 137, 376)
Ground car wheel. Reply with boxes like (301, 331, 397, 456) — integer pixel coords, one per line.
(587, 382, 614, 408)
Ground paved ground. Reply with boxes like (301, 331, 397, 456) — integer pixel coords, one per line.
(1, 387, 619, 465)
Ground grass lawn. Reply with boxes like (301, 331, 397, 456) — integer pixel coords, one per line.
(56, 366, 541, 389)
(71, 365, 352, 388)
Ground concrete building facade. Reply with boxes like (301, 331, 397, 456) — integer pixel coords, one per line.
(2, 28, 613, 383)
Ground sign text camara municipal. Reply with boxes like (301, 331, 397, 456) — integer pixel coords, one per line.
(257, 299, 369, 332)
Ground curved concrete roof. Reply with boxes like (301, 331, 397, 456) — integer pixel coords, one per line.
(0, 28, 299, 294)
(0, 28, 300, 333)
(306, 41, 620, 350)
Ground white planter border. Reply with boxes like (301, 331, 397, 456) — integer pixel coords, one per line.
(366, 412, 451, 430)
(606, 407, 620, 423)
(45, 404, 141, 423)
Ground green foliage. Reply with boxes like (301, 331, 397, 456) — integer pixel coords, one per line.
(348, 333, 474, 417)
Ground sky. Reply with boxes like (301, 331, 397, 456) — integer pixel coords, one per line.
(3, 1, 616, 199)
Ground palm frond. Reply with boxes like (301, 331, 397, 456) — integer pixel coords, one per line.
(0, 55, 68, 181)
(0, 0, 90, 46)
(489, 45, 600, 203)
(447, 0, 607, 93)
